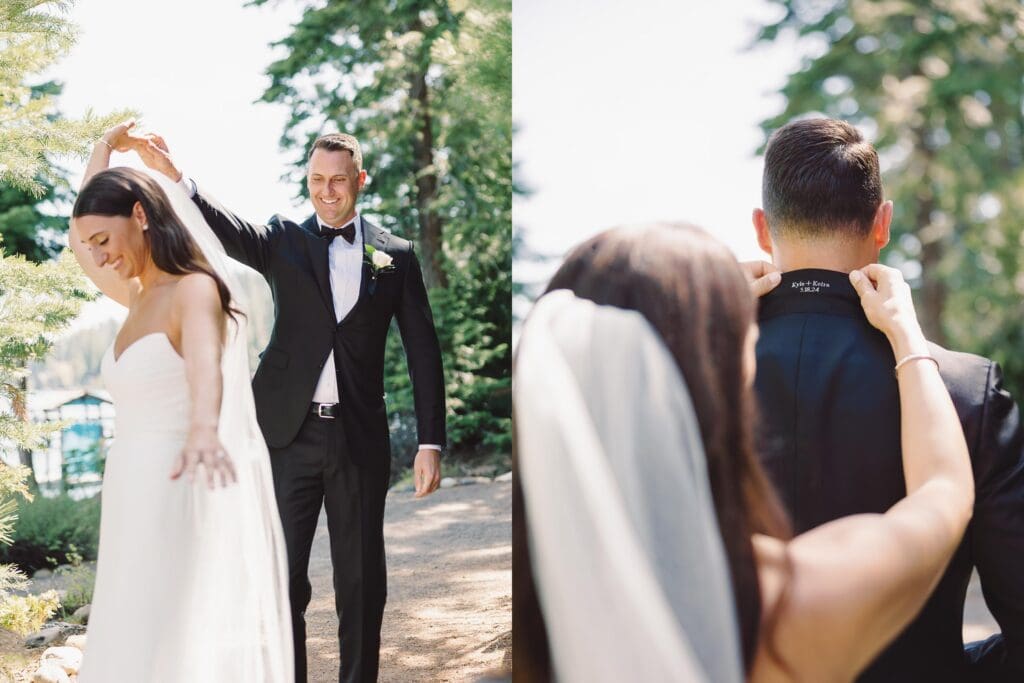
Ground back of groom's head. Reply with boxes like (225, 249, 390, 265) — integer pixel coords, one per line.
(762, 118, 882, 241)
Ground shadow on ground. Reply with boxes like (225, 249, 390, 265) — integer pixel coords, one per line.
(304, 481, 512, 683)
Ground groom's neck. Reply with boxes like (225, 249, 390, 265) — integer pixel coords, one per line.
(771, 238, 878, 274)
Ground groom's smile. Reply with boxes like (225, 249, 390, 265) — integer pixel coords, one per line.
(307, 147, 367, 228)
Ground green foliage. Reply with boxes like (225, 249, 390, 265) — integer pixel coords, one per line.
(0, 0, 132, 197)
(53, 562, 94, 619)
(0, 494, 100, 573)
(0, 590, 59, 636)
(1, 250, 96, 452)
(756, 0, 1024, 397)
(258, 0, 511, 461)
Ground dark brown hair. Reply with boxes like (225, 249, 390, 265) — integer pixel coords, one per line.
(307, 132, 363, 171)
(72, 167, 242, 324)
(763, 117, 882, 240)
(517, 223, 791, 674)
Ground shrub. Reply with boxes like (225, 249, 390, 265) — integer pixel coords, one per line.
(0, 590, 59, 635)
(0, 494, 100, 573)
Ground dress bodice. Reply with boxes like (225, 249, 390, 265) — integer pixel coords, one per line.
(101, 333, 190, 439)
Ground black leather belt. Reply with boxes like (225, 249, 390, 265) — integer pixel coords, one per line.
(310, 402, 339, 419)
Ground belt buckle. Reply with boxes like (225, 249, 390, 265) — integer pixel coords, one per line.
(317, 403, 336, 420)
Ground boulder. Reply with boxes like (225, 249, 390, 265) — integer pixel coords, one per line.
(25, 626, 61, 648)
(31, 663, 69, 683)
(32, 568, 53, 580)
(65, 634, 87, 651)
(72, 604, 90, 624)
(41, 645, 83, 675)
(439, 477, 457, 489)
(494, 471, 513, 483)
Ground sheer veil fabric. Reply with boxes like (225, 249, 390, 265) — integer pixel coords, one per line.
(515, 290, 744, 683)
(147, 171, 293, 680)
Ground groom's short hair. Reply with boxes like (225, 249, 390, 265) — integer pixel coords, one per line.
(308, 133, 363, 171)
(762, 118, 882, 240)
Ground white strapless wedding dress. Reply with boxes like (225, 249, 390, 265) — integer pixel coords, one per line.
(78, 332, 292, 682)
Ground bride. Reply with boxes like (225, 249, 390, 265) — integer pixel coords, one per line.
(67, 122, 292, 681)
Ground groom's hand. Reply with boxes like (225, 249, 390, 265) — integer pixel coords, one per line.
(413, 449, 441, 498)
(132, 132, 183, 183)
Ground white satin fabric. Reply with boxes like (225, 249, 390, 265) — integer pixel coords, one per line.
(78, 172, 292, 682)
(514, 290, 744, 683)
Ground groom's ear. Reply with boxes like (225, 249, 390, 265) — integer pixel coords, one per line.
(752, 208, 773, 256)
(872, 200, 893, 250)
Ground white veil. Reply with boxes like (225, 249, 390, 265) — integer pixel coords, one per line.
(514, 290, 744, 683)
(146, 171, 293, 681)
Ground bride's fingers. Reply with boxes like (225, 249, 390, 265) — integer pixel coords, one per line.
(169, 452, 185, 480)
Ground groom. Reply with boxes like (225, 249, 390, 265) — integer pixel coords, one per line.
(752, 117, 1024, 681)
(136, 132, 446, 683)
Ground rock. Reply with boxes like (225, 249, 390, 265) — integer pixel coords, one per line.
(458, 476, 492, 486)
(65, 634, 87, 651)
(33, 568, 53, 580)
(494, 471, 513, 483)
(439, 477, 457, 489)
(41, 646, 83, 674)
(31, 663, 69, 683)
(25, 626, 61, 648)
(72, 604, 90, 623)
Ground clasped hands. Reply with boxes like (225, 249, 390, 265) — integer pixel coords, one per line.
(100, 120, 182, 181)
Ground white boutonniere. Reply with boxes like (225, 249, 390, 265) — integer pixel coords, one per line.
(364, 245, 395, 295)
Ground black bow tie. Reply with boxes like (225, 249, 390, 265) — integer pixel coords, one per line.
(320, 221, 356, 244)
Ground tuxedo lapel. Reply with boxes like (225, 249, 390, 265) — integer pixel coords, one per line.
(338, 219, 390, 325)
(300, 215, 336, 318)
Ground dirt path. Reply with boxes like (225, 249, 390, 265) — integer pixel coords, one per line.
(303, 480, 512, 682)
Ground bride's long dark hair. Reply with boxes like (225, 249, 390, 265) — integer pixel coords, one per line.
(514, 223, 791, 676)
(73, 168, 241, 323)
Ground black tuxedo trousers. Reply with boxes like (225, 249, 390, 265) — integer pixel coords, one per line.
(755, 269, 1024, 682)
(191, 188, 446, 683)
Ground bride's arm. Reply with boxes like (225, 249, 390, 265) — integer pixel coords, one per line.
(68, 122, 140, 307)
(751, 264, 973, 682)
(169, 272, 237, 488)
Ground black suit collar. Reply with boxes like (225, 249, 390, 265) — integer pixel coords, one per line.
(758, 268, 865, 322)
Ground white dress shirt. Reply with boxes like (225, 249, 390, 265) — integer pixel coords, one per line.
(181, 175, 440, 453)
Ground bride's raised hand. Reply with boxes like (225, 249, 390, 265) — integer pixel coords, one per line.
(99, 120, 139, 152)
(171, 426, 239, 489)
(740, 260, 782, 297)
(849, 264, 928, 358)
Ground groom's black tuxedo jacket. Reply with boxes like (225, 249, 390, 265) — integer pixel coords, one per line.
(756, 269, 1024, 682)
(190, 187, 446, 463)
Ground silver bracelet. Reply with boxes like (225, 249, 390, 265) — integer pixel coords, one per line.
(97, 138, 114, 150)
(894, 353, 939, 377)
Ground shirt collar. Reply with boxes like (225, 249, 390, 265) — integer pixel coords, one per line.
(758, 268, 865, 322)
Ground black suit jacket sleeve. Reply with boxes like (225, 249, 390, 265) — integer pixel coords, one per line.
(191, 186, 281, 276)
(966, 361, 1024, 680)
(395, 246, 446, 448)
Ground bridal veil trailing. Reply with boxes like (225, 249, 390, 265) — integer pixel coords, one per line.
(514, 290, 744, 683)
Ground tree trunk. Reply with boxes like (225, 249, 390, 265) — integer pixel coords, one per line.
(909, 129, 947, 346)
(408, 46, 447, 291)
(15, 375, 39, 493)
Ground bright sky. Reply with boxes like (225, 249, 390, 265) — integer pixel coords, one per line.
(513, 0, 806, 297)
(47, 0, 307, 328)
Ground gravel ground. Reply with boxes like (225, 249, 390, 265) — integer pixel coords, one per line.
(303, 480, 513, 682)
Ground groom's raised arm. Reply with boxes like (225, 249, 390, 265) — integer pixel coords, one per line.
(131, 133, 280, 276)
(185, 181, 280, 276)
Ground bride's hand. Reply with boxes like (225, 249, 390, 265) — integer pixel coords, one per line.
(131, 132, 183, 182)
(741, 260, 782, 297)
(99, 120, 139, 153)
(171, 426, 238, 489)
(849, 264, 928, 357)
